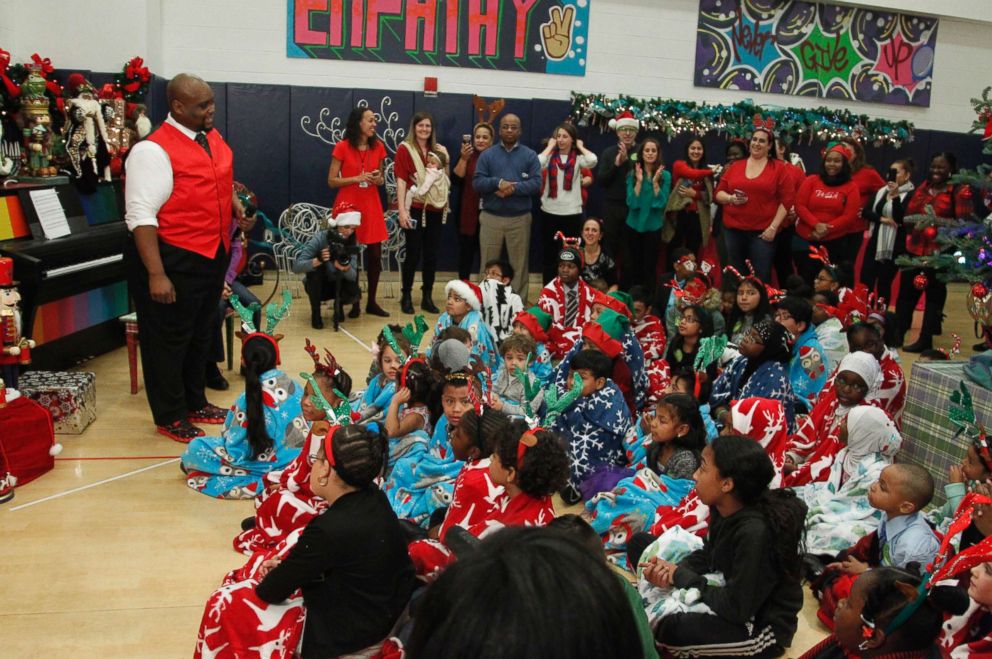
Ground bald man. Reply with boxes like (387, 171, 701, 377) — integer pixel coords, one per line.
(473, 113, 541, 303)
(124, 73, 250, 442)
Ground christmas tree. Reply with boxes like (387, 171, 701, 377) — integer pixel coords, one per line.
(895, 87, 992, 338)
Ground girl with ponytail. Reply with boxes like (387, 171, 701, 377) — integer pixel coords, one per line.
(181, 334, 306, 499)
(642, 435, 807, 657)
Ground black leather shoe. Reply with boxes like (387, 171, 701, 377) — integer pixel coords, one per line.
(366, 303, 390, 317)
(903, 337, 932, 353)
(400, 294, 414, 314)
(421, 297, 439, 314)
(348, 303, 361, 318)
(206, 373, 229, 391)
(311, 314, 324, 330)
(333, 308, 345, 323)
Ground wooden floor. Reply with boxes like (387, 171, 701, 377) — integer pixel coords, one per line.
(0, 275, 977, 657)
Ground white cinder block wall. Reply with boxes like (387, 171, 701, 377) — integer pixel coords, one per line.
(3, 0, 991, 133)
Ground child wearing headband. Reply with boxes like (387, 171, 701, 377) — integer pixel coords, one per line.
(357, 326, 411, 424)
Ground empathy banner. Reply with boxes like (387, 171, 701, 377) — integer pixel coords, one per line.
(287, 0, 590, 76)
(694, 0, 938, 107)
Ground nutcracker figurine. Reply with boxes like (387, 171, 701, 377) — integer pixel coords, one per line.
(0, 257, 35, 388)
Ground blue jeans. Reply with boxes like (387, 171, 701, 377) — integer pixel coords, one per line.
(723, 227, 775, 283)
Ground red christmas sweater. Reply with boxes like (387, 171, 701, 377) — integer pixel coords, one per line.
(715, 158, 796, 231)
(905, 182, 974, 256)
(795, 176, 862, 242)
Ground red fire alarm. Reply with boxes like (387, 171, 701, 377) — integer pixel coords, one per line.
(424, 76, 438, 97)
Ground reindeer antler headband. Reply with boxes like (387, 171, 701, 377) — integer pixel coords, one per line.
(752, 113, 777, 135)
(230, 289, 292, 364)
(304, 338, 341, 378)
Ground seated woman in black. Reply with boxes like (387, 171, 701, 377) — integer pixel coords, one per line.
(255, 424, 416, 657)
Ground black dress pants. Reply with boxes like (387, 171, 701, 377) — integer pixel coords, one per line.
(401, 207, 443, 297)
(126, 238, 226, 426)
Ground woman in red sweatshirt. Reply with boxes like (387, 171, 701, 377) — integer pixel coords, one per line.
(715, 120, 795, 283)
(794, 143, 862, 282)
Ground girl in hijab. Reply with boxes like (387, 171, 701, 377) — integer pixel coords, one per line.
(710, 319, 795, 432)
(783, 351, 883, 486)
(795, 406, 902, 555)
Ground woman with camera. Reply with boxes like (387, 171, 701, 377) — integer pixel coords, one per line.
(452, 122, 494, 279)
(860, 159, 915, 306)
(395, 111, 451, 314)
(292, 206, 362, 329)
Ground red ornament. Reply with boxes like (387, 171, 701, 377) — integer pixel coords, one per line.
(974, 282, 989, 299)
(923, 225, 938, 240)
(914, 273, 929, 290)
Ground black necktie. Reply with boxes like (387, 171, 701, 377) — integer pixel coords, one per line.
(195, 132, 212, 157)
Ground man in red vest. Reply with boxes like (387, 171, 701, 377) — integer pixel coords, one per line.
(124, 73, 251, 442)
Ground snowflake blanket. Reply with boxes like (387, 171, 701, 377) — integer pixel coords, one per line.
(182, 368, 306, 499)
(550, 366, 632, 497)
(356, 375, 396, 425)
(709, 356, 796, 432)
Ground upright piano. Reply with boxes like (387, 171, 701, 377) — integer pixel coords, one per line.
(0, 180, 129, 370)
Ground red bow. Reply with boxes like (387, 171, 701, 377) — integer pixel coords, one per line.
(125, 56, 150, 83)
(0, 49, 20, 98)
(30, 53, 54, 76)
(0, 48, 9, 70)
(99, 83, 122, 100)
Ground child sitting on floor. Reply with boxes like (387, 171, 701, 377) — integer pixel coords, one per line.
(234, 341, 353, 554)
(511, 306, 554, 383)
(490, 333, 545, 420)
(384, 359, 435, 469)
(809, 463, 941, 628)
(812, 290, 846, 373)
(357, 326, 410, 423)
(383, 371, 477, 525)
(431, 280, 498, 370)
(479, 259, 524, 343)
(575, 307, 649, 415)
(930, 433, 992, 532)
(182, 332, 306, 500)
(639, 436, 808, 657)
(537, 238, 598, 358)
(551, 349, 632, 504)
(406, 408, 510, 575)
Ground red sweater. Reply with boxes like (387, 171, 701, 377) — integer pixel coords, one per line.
(905, 182, 975, 255)
(850, 166, 886, 232)
(716, 158, 795, 231)
(794, 176, 862, 242)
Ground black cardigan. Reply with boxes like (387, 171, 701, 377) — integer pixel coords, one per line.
(256, 487, 416, 658)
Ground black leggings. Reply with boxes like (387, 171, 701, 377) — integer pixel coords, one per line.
(623, 225, 662, 290)
(457, 226, 480, 280)
(401, 207, 444, 297)
(666, 209, 704, 269)
(896, 265, 947, 339)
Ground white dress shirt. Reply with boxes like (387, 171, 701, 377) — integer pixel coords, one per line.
(124, 114, 201, 231)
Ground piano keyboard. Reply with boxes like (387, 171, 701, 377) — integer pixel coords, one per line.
(44, 253, 124, 279)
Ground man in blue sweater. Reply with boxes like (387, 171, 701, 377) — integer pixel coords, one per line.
(474, 114, 541, 304)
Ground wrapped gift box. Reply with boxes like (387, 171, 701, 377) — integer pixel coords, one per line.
(17, 370, 97, 434)
(900, 361, 992, 504)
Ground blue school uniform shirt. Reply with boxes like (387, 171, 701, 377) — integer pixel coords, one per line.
(879, 511, 940, 570)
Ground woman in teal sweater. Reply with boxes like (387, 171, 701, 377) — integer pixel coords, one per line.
(624, 136, 671, 291)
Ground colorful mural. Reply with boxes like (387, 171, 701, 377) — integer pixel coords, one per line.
(287, 0, 590, 76)
(694, 0, 938, 107)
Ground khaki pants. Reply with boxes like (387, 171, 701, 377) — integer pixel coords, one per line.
(479, 210, 532, 304)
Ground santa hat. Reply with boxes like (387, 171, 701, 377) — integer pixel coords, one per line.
(514, 306, 552, 343)
(583, 308, 628, 358)
(445, 280, 482, 311)
(608, 110, 639, 132)
(66, 73, 95, 98)
(329, 202, 361, 228)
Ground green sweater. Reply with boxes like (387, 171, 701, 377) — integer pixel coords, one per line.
(625, 170, 671, 233)
(617, 573, 660, 659)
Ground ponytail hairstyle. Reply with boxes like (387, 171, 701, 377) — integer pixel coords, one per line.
(710, 435, 807, 581)
(457, 407, 511, 460)
(320, 423, 388, 488)
(855, 568, 969, 652)
(242, 334, 279, 459)
(494, 421, 569, 498)
(400, 358, 435, 407)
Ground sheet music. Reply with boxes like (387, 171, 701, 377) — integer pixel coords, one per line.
(29, 188, 71, 239)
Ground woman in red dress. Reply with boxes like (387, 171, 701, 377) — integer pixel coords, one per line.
(327, 107, 390, 317)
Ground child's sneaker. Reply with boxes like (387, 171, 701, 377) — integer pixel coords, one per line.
(0, 472, 16, 504)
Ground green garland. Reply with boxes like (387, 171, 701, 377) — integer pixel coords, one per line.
(570, 92, 914, 147)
